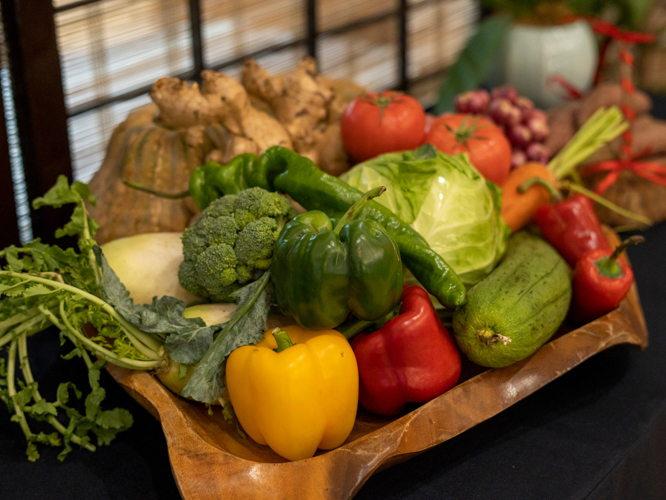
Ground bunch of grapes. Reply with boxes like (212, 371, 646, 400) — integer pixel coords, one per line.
(454, 87, 550, 167)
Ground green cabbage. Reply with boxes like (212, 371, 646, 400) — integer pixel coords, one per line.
(341, 144, 509, 286)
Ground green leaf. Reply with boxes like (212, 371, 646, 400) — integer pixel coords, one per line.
(31, 399, 58, 417)
(35, 431, 61, 447)
(57, 442, 73, 462)
(26, 442, 40, 462)
(23, 284, 55, 298)
(62, 347, 82, 361)
(85, 387, 106, 421)
(14, 383, 36, 408)
(435, 14, 511, 114)
(55, 205, 87, 239)
(182, 273, 272, 404)
(57, 382, 81, 406)
(95, 407, 133, 430)
(32, 176, 81, 209)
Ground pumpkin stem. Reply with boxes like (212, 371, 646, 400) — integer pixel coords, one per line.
(123, 180, 191, 199)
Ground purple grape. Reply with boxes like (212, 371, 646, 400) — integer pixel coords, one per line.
(511, 149, 527, 168)
(506, 124, 533, 149)
(526, 116, 550, 142)
(454, 93, 472, 113)
(516, 97, 535, 122)
(491, 86, 518, 104)
(524, 108, 548, 123)
(526, 143, 551, 164)
(488, 98, 521, 125)
(454, 90, 490, 114)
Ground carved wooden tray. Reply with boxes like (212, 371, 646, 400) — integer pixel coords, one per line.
(106, 277, 647, 500)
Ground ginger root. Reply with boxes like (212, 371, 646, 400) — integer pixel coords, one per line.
(151, 70, 292, 156)
(242, 57, 351, 175)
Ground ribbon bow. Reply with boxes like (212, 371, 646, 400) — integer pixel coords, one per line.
(581, 157, 666, 194)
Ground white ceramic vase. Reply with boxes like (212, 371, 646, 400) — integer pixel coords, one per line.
(499, 20, 598, 108)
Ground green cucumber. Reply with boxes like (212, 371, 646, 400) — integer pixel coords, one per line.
(452, 231, 571, 368)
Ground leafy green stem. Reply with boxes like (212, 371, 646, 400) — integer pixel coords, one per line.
(0, 312, 53, 349)
(39, 304, 161, 371)
(1, 271, 163, 357)
(16, 333, 96, 452)
(79, 199, 101, 289)
(6, 339, 35, 441)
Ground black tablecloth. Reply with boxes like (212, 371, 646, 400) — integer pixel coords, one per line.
(2, 206, 666, 498)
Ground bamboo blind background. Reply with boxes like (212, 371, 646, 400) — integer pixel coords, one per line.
(52, 0, 479, 184)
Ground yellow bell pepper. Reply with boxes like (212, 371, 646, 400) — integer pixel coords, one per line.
(226, 324, 358, 461)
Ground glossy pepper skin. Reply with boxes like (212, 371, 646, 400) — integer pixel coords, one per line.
(570, 237, 641, 324)
(351, 286, 461, 416)
(225, 325, 358, 462)
(188, 146, 466, 309)
(272, 188, 403, 330)
(533, 194, 611, 268)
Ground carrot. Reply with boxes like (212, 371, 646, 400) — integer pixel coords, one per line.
(500, 162, 558, 232)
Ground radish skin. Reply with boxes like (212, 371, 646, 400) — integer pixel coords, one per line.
(101, 232, 200, 306)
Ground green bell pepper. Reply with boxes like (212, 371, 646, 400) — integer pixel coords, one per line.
(272, 187, 403, 330)
(187, 146, 466, 309)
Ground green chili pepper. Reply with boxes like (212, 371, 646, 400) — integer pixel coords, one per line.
(190, 146, 466, 309)
(272, 187, 402, 329)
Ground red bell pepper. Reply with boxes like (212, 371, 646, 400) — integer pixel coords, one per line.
(570, 236, 644, 324)
(533, 193, 612, 268)
(351, 286, 461, 416)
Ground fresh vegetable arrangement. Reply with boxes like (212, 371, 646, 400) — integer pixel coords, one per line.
(1, 77, 647, 470)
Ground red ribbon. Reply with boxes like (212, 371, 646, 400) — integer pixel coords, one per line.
(580, 18, 659, 194)
(589, 19, 656, 44)
(581, 156, 666, 194)
(546, 74, 583, 100)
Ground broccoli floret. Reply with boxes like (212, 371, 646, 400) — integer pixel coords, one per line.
(182, 215, 238, 258)
(196, 245, 237, 293)
(179, 187, 296, 302)
(177, 260, 209, 298)
(204, 194, 237, 218)
(236, 217, 279, 268)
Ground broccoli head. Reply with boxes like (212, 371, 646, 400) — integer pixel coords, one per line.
(179, 187, 297, 302)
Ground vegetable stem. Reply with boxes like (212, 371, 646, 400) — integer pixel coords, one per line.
(0, 270, 163, 356)
(562, 181, 652, 226)
(123, 180, 190, 199)
(39, 304, 161, 371)
(608, 235, 645, 265)
(0, 312, 53, 349)
(547, 107, 628, 179)
(6, 340, 35, 441)
(518, 177, 562, 202)
(79, 199, 101, 289)
(272, 328, 294, 352)
(333, 186, 386, 233)
(16, 333, 96, 453)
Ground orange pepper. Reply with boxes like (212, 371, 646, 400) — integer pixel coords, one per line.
(500, 163, 559, 232)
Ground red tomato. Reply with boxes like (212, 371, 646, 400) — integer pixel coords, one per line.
(341, 91, 426, 162)
(424, 114, 512, 185)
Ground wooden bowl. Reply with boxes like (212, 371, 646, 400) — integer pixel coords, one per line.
(107, 278, 647, 500)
